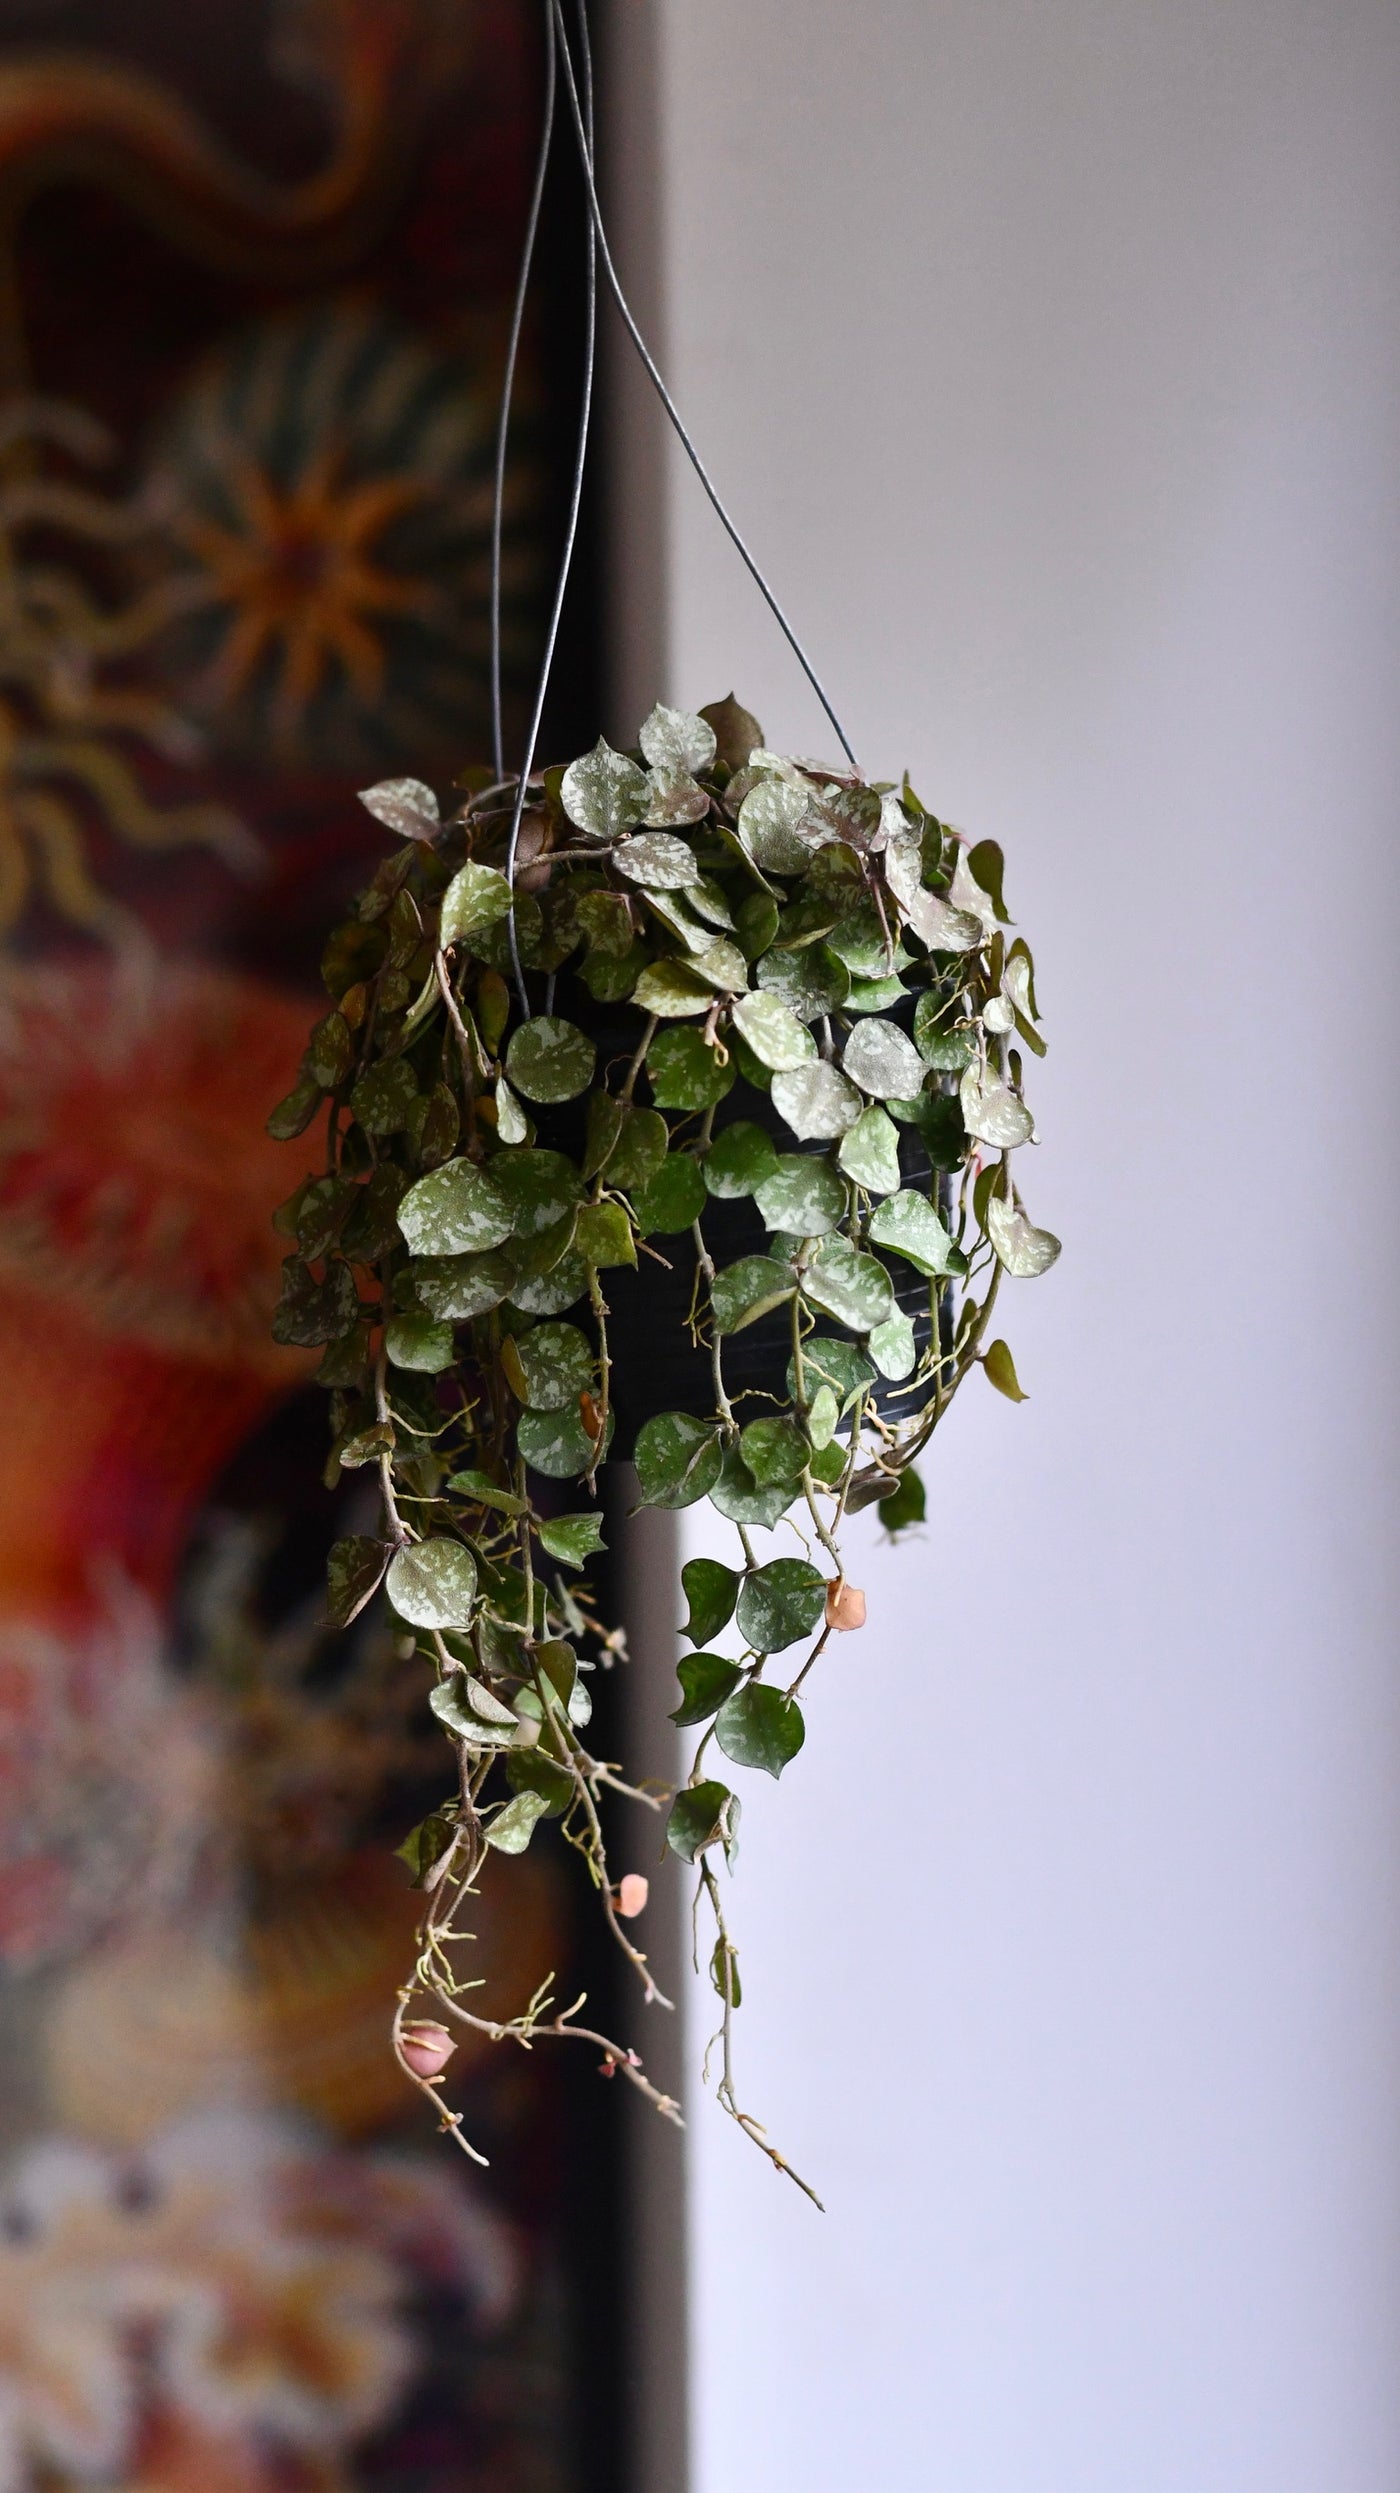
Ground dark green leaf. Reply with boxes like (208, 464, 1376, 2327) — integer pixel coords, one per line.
(647, 1025, 736, 1110)
(734, 890, 781, 958)
(407, 1082, 460, 1168)
(536, 1638, 578, 1704)
(583, 1091, 626, 1178)
(634, 1411, 724, 1508)
(681, 1557, 740, 1646)
(633, 960, 715, 1017)
(445, 1468, 529, 1517)
(607, 1105, 669, 1189)
(913, 989, 973, 1068)
(507, 1015, 597, 1104)
(715, 1684, 805, 1778)
(398, 1159, 514, 1255)
(385, 1314, 454, 1372)
(395, 1811, 455, 1885)
(738, 1415, 809, 1487)
(538, 1512, 608, 1565)
(430, 1673, 519, 1744)
(709, 1446, 798, 1528)
(326, 1535, 388, 1627)
(757, 942, 850, 1020)
(413, 1248, 514, 1319)
(315, 1322, 372, 1387)
(671, 1651, 744, 1725)
(967, 838, 1010, 921)
(267, 1075, 322, 1140)
(632, 1152, 707, 1234)
(507, 1250, 589, 1316)
(702, 1121, 780, 1198)
(306, 1010, 354, 1090)
(350, 1056, 418, 1135)
(505, 1750, 574, 1816)
(340, 1165, 409, 1261)
(879, 1465, 927, 1532)
(387, 1538, 478, 1628)
(291, 1174, 354, 1261)
(666, 1780, 739, 1864)
(711, 1254, 796, 1334)
(518, 1404, 614, 1479)
(514, 1320, 595, 1411)
(699, 692, 764, 771)
(505, 1207, 579, 1281)
(575, 1199, 637, 1267)
(494, 1148, 584, 1236)
(736, 1558, 826, 1654)
(272, 1256, 359, 1347)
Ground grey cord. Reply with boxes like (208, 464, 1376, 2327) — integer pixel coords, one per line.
(490, 0, 557, 782)
(546, 0, 859, 773)
(504, 0, 597, 1015)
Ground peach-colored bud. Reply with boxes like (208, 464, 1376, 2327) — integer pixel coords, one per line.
(400, 2021, 457, 2081)
(825, 1578, 867, 1631)
(616, 1873, 649, 1919)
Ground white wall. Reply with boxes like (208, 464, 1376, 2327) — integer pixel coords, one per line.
(607, 2, 1400, 2486)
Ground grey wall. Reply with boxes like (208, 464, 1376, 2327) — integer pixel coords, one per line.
(605, 2, 1400, 2486)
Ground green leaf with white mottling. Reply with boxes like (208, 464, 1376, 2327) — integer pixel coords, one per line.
(640, 702, 717, 776)
(754, 1153, 845, 1237)
(358, 776, 439, 840)
(631, 1153, 707, 1234)
(643, 768, 711, 827)
(632, 959, 714, 1017)
(387, 1539, 478, 1629)
(506, 1015, 596, 1104)
(440, 860, 514, 944)
(837, 1105, 902, 1193)
(868, 1189, 966, 1278)
(398, 1159, 514, 1255)
(495, 1148, 584, 1235)
(729, 988, 814, 1071)
(757, 943, 849, 1020)
(737, 1559, 826, 1654)
(634, 1411, 725, 1508)
(738, 775, 811, 871)
(560, 738, 650, 839)
(843, 1017, 926, 1099)
(514, 1320, 595, 1411)
(709, 1446, 797, 1528)
(739, 1415, 810, 1486)
(614, 830, 702, 888)
(538, 1511, 608, 1565)
(703, 1121, 779, 1198)
(711, 1254, 796, 1335)
(802, 1234, 895, 1331)
(647, 1026, 735, 1110)
(518, 1404, 614, 1478)
(484, 1791, 550, 1853)
(959, 1062, 1035, 1147)
(385, 1314, 454, 1371)
(770, 1060, 862, 1141)
(716, 1684, 805, 1779)
(987, 1194, 1062, 1277)
(868, 1309, 917, 1379)
(495, 1078, 530, 1144)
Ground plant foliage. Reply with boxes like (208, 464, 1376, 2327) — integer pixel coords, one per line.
(270, 697, 1058, 2197)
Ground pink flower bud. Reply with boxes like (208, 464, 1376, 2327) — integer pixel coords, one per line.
(825, 1578, 867, 1631)
(400, 2020, 457, 2080)
(616, 1873, 649, 1919)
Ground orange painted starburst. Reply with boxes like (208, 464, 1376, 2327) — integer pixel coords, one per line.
(179, 445, 428, 750)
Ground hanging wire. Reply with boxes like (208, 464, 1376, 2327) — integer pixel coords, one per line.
(490, 0, 557, 781)
(494, 0, 859, 1018)
(546, 0, 859, 773)
(502, 0, 597, 1015)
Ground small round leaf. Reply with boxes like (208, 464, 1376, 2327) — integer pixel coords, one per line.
(387, 1538, 478, 1629)
(506, 1015, 597, 1104)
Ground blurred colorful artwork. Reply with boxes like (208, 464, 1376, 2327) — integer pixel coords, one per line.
(0, 7, 602, 2488)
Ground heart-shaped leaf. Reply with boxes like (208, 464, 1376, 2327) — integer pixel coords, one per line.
(715, 1684, 805, 1779)
(485, 1791, 550, 1853)
(518, 1404, 615, 1478)
(640, 702, 718, 776)
(736, 1558, 826, 1653)
(838, 1105, 902, 1193)
(538, 1512, 608, 1565)
(802, 1234, 895, 1332)
(385, 1314, 454, 1372)
(358, 777, 440, 840)
(711, 1254, 796, 1335)
(614, 830, 703, 888)
(634, 1411, 725, 1508)
(671, 1652, 744, 1727)
(770, 1060, 862, 1141)
(560, 738, 650, 839)
(730, 989, 815, 1072)
(868, 1189, 966, 1277)
(441, 860, 513, 944)
(666, 1780, 740, 1864)
(959, 1062, 1035, 1148)
(399, 1159, 515, 1255)
(703, 1121, 780, 1198)
(680, 1557, 740, 1645)
(986, 1195, 1061, 1277)
(327, 1535, 388, 1628)
(387, 1539, 478, 1629)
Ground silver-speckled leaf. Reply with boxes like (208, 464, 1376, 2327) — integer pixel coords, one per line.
(358, 777, 440, 840)
(837, 1105, 902, 1194)
(872, 790, 907, 853)
(687, 876, 736, 931)
(495, 1077, 529, 1144)
(757, 943, 849, 1020)
(754, 1153, 846, 1237)
(843, 1018, 926, 1099)
(387, 1538, 478, 1629)
(399, 1159, 515, 1255)
(983, 994, 1016, 1034)
(639, 702, 718, 776)
(640, 888, 712, 952)
(440, 860, 513, 944)
(738, 777, 811, 872)
(632, 960, 714, 1017)
(770, 1059, 862, 1141)
(949, 846, 999, 930)
(643, 768, 711, 827)
(414, 1249, 515, 1320)
(868, 1188, 964, 1277)
(748, 748, 806, 783)
(884, 833, 983, 951)
(506, 1015, 597, 1104)
(690, 936, 749, 993)
(1004, 951, 1038, 1021)
(802, 1234, 895, 1332)
(560, 738, 650, 840)
(987, 1194, 1062, 1277)
(614, 831, 702, 888)
(730, 989, 815, 1071)
(959, 1063, 1035, 1148)
(867, 1309, 917, 1379)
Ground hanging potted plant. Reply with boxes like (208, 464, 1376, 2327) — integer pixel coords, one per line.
(267, 0, 1059, 2202)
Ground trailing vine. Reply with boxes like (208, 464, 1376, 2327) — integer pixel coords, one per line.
(269, 692, 1058, 2201)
